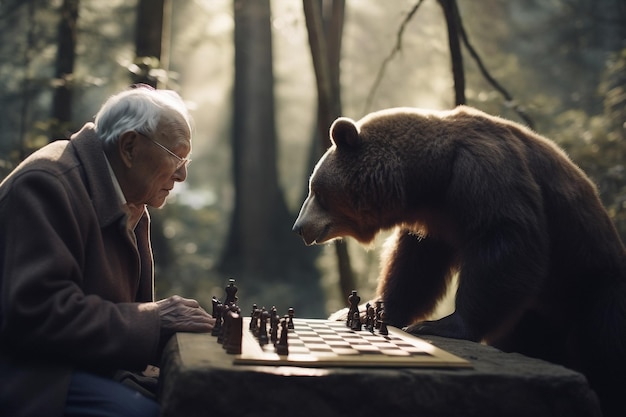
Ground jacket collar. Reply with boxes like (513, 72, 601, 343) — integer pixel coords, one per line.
(69, 123, 131, 228)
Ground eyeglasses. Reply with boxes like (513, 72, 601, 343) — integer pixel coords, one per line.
(137, 131, 191, 170)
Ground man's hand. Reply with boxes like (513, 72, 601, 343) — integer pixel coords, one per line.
(156, 295, 215, 339)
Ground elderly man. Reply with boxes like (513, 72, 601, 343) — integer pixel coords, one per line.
(0, 86, 214, 417)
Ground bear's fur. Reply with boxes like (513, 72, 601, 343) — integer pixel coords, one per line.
(292, 106, 626, 416)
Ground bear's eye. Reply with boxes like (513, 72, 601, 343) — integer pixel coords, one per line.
(314, 192, 326, 209)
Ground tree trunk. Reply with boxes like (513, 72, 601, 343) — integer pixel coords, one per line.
(18, 0, 36, 160)
(224, 0, 282, 274)
(50, 0, 79, 140)
(303, 0, 356, 300)
(221, 0, 323, 316)
(133, 0, 165, 88)
(438, 0, 465, 105)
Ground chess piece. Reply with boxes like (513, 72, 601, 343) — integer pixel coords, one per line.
(224, 307, 243, 354)
(374, 300, 383, 329)
(270, 306, 279, 325)
(221, 308, 231, 348)
(287, 307, 295, 329)
(378, 311, 389, 336)
(212, 302, 223, 337)
(351, 311, 362, 331)
(251, 307, 262, 337)
(347, 290, 360, 328)
(276, 317, 289, 355)
(259, 308, 269, 345)
(225, 278, 238, 305)
(270, 306, 279, 344)
(249, 303, 258, 331)
(211, 296, 219, 318)
(270, 318, 279, 344)
(366, 303, 375, 332)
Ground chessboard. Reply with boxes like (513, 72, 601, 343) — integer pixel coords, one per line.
(208, 279, 471, 369)
(233, 317, 471, 368)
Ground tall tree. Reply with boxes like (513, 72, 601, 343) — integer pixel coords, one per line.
(131, 0, 176, 283)
(221, 0, 323, 316)
(132, 0, 167, 88)
(437, 0, 464, 105)
(50, 0, 79, 140)
(16, 0, 37, 163)
(302, 0, 356, 303)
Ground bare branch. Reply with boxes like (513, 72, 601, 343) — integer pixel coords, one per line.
(362, 0, 533, 130)
(456, 13, 535, 128)
(363, 0, 425, 115)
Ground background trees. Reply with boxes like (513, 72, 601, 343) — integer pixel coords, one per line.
(221, 0, 323, 316)
(0, 0, 624, 317)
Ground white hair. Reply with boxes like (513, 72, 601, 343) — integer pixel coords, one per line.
(94, 86, 192, 144)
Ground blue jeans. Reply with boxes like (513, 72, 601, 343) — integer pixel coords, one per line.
(64, 371, 160, 417)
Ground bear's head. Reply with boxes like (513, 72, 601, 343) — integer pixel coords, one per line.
(292, 114, 406, 246)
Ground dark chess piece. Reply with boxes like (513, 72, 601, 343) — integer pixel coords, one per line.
(270, 319, 279, 344)
(221, 306, 232, 348)
(217, 305, 227, 343)
(222, 304, 243, 353)
(212, 302, 223, 337)
(287, 307, 295, 329)
(276, 317, 289, 355)
(374, 300, 383, 329)
(351, 311, 362, 331)
(365, 302, 375, 332)
(270, 306, 279, 322)
(270, 307, 279, 344)
(224, 306, 243, 354)
(249, 303, 258, 331)
(347, 290, 360, 328)
(211, 296, 219, 318)
(259, 308, 269, 345)
(251, 307, 262, 337)
(225, 278, 238, 305)
(378, 311, 389, 336)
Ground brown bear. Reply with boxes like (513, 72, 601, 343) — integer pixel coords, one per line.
(292, 105, 626, 417)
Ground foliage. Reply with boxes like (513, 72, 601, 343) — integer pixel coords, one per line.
(0, 0, 624, 315)
(554, 49, 626, 240)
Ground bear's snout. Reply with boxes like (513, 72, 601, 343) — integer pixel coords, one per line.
(292, 223, 303, 237)
(292, 216, 328, 246)
(292, 194, 329, 245)
(291, 220, 315, 246)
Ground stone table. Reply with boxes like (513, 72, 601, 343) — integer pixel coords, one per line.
(158, 331, 601, 417)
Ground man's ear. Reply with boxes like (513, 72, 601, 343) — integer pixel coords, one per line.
(118, 131, 139, 168)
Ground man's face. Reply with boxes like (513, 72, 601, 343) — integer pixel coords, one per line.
(126, 111, 192, 208)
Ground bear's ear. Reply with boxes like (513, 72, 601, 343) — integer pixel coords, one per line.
(330, 117, 361, 149)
